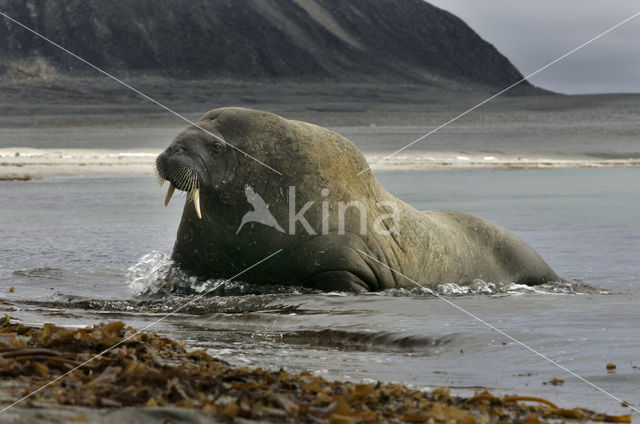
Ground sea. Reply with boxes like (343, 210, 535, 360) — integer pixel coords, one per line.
(1, 164, 638, 416)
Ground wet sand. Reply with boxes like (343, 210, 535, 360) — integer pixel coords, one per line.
(0, 148, 160, 179)
(1, 147, 640, 180)
(0, 316, 629, 424)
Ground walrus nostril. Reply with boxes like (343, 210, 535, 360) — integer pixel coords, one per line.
(155, 153, 170, 176)
(156, 145, 185, 177)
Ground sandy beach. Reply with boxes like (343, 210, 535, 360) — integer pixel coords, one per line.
(0, 148, 160, 179)
(1, 147, 639, 180)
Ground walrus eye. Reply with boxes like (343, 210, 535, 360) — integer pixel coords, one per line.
(212, 143, 222, 154)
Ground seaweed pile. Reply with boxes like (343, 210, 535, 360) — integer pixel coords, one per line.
(0, 316, 631, 423)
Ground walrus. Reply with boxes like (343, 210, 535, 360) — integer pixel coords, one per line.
(155, 107, 559, 292)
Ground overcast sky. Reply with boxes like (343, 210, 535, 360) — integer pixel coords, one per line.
(427, 0, 640, 94)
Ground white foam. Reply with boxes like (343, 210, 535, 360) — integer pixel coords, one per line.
(362, 151, 640, 171)
(126, 250, 175, 295)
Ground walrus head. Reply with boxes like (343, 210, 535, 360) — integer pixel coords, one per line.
(155, 122, 231, 219)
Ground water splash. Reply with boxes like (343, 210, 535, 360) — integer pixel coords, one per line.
(378, 279, 595, 297)
(126, 251, 316, 297)
(126, 250, 208, 296)
(435, 279, 595, 296)
(127, 252, 596, 298)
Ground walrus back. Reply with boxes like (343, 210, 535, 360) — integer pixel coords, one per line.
(420, 210, 560, 285)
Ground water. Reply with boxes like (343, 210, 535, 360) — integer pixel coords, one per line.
(0, 168, 639, 416)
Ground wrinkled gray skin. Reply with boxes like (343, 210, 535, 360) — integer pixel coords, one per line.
(156, 107, 559, 292)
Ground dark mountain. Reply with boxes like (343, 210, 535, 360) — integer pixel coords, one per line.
(0, 0, 529, 87)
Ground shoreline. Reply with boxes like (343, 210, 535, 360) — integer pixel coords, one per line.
(0, 316, 630, 423)
(0, 148, 161, 179)
(2, 147, 640, 179)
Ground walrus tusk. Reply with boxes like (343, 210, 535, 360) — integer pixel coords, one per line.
(193, 188, 202, 219)
(164, 183, 175, 206)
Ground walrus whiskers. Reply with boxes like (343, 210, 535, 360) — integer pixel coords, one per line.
(161, 165, 201, 219)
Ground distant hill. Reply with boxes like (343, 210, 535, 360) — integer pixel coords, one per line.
(0, 0, 530, 88)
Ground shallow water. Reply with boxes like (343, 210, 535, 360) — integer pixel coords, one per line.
(1, 168, 639, 415)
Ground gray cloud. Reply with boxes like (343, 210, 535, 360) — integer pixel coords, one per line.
(427, 0, 640, 94)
